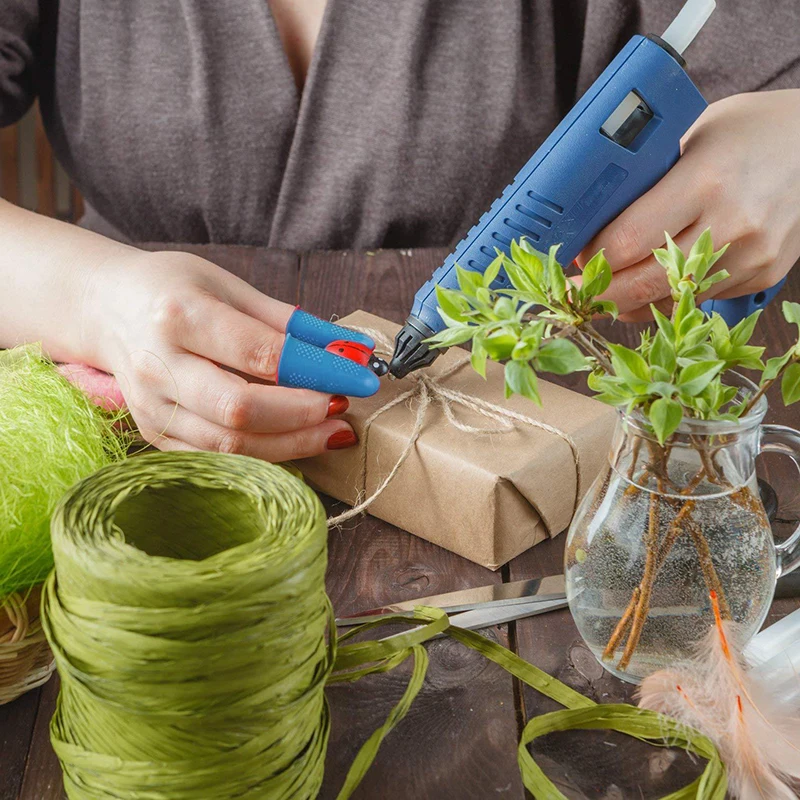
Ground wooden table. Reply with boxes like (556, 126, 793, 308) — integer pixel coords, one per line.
(2, 246, 799, 800)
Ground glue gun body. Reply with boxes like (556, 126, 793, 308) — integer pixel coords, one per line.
(389, 30, 783, 378)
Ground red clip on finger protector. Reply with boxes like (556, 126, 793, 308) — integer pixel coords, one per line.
(277, 310, 381, 397)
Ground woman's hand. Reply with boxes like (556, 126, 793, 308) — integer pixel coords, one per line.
(81, 249, 357, 460)
(576, 90, 800, 321)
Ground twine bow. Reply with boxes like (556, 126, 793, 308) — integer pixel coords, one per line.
(327, 329, 582, 528)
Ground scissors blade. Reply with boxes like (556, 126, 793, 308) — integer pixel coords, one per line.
(377, 596, 569, 643)
(334, 573, 566, 627)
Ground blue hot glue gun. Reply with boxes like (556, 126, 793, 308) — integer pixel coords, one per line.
(389, 0, 786, 379)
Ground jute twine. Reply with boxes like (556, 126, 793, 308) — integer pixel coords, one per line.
(0, 587, 56, 705)
(328, 329, 581, 527)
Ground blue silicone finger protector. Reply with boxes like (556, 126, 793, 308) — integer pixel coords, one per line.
(277, 310, 380, 397)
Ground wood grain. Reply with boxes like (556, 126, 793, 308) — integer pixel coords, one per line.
(0, 125, 19, 207)
(0, 686, 41, 800)
(17, 677, 63, 800)
(34, 107, 55, 219)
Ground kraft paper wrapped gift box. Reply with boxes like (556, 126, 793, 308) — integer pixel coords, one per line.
(297, 311, 617, 569)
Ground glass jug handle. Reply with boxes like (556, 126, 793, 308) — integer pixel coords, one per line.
(759, 424, 800, 578)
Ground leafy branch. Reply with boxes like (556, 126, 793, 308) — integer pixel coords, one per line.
(428, 229, 800, 444)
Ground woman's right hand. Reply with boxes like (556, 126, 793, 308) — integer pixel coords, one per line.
(79, 249, 358, 461)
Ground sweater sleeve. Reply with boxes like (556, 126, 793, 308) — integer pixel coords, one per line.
(0, 0, 39, 127)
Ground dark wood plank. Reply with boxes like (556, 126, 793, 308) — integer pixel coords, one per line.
(0, 686, 41, 800)
(0, 125, 19, 207)
(137, 243, 301, 305)
(34, 106, 55, 219)
(70, 186, 84, 224)
(18, 676, 63, 800)
(299, 249, 524, 799)
(298, 247, 449, 326)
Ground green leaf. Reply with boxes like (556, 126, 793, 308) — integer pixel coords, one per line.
(502, 260, 547, 303)
(511, 338, 538, 361)
(581, 250, 612, 298)
(729, 310, 762, 347)
(493, 297, 516, 320)
(763, 350, 794, 381)
(783, 301, 800, 328)
(535, 339, 587, 375)
(649, 330, 676, 374)
(455, 264, 484, 296)
(680, 319, 714, 350)
(427, 324, 476, 348)
(436, 285, 470, 323)
(483, 330, 518, 360)
(683, 252, 706, 282)
(678, 344, 718, 366)
(677, 360, 725, 396)
(781, 362, 800, 405)
(483, 254, 504, 287)
(471, 332, 488, 378)
(689, 228, 714, 264)
(509, 242, 545, 290)
(665, 232, 686, 273)
(648, 397, 682, 445)
(723, 344, 765, 371)
(698, 270, 730, 293)
(652, 307, 675, 343)
(505, 360, 541, 404)
(592, 299, 619, 319)
(609, 344, 650, 392)
(546, 245, 567, 302)
(673, 288, 695, 332)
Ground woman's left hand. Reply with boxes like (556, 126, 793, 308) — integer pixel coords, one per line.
(576, 89, 800, 321)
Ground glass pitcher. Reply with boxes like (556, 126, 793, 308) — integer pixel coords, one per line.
(565, 373, 800, 684)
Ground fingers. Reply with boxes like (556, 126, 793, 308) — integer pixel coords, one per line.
(161, 294, 288, 380)
(164, 354, 340, 433)
(142, 405, 356, 462)
(581, 224, 705, 317)
(577, 162, 704, 271)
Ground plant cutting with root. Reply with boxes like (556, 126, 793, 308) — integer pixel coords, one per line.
(428, 229, 800, 671)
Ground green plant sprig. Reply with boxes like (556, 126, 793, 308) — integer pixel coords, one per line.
(427, 229, 800, 445)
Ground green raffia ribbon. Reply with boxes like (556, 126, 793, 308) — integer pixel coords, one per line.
(41, 452, 727, 799)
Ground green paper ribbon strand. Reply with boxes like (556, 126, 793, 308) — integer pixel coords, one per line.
(41, 452, 727, 799)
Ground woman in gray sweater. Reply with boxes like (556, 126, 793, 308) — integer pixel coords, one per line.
(1, 0, 799, 460)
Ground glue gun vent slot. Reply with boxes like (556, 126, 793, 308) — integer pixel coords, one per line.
(526, 191, 564, 215)
(503, 218, 540, 241)
(516, 204, 553, 228)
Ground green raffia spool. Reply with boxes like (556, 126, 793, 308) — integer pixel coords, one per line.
(42, 451, 729, 799)
(42, 452, 332, 799)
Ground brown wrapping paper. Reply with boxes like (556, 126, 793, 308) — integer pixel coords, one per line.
(298, 311, 617, 569)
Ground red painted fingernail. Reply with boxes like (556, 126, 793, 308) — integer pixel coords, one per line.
(327, 430, 358, 450)
(327, 395, 349, 417)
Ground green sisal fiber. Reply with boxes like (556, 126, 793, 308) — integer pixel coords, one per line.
(42, 452, 728, 799)
(0, 345, 128, 600)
